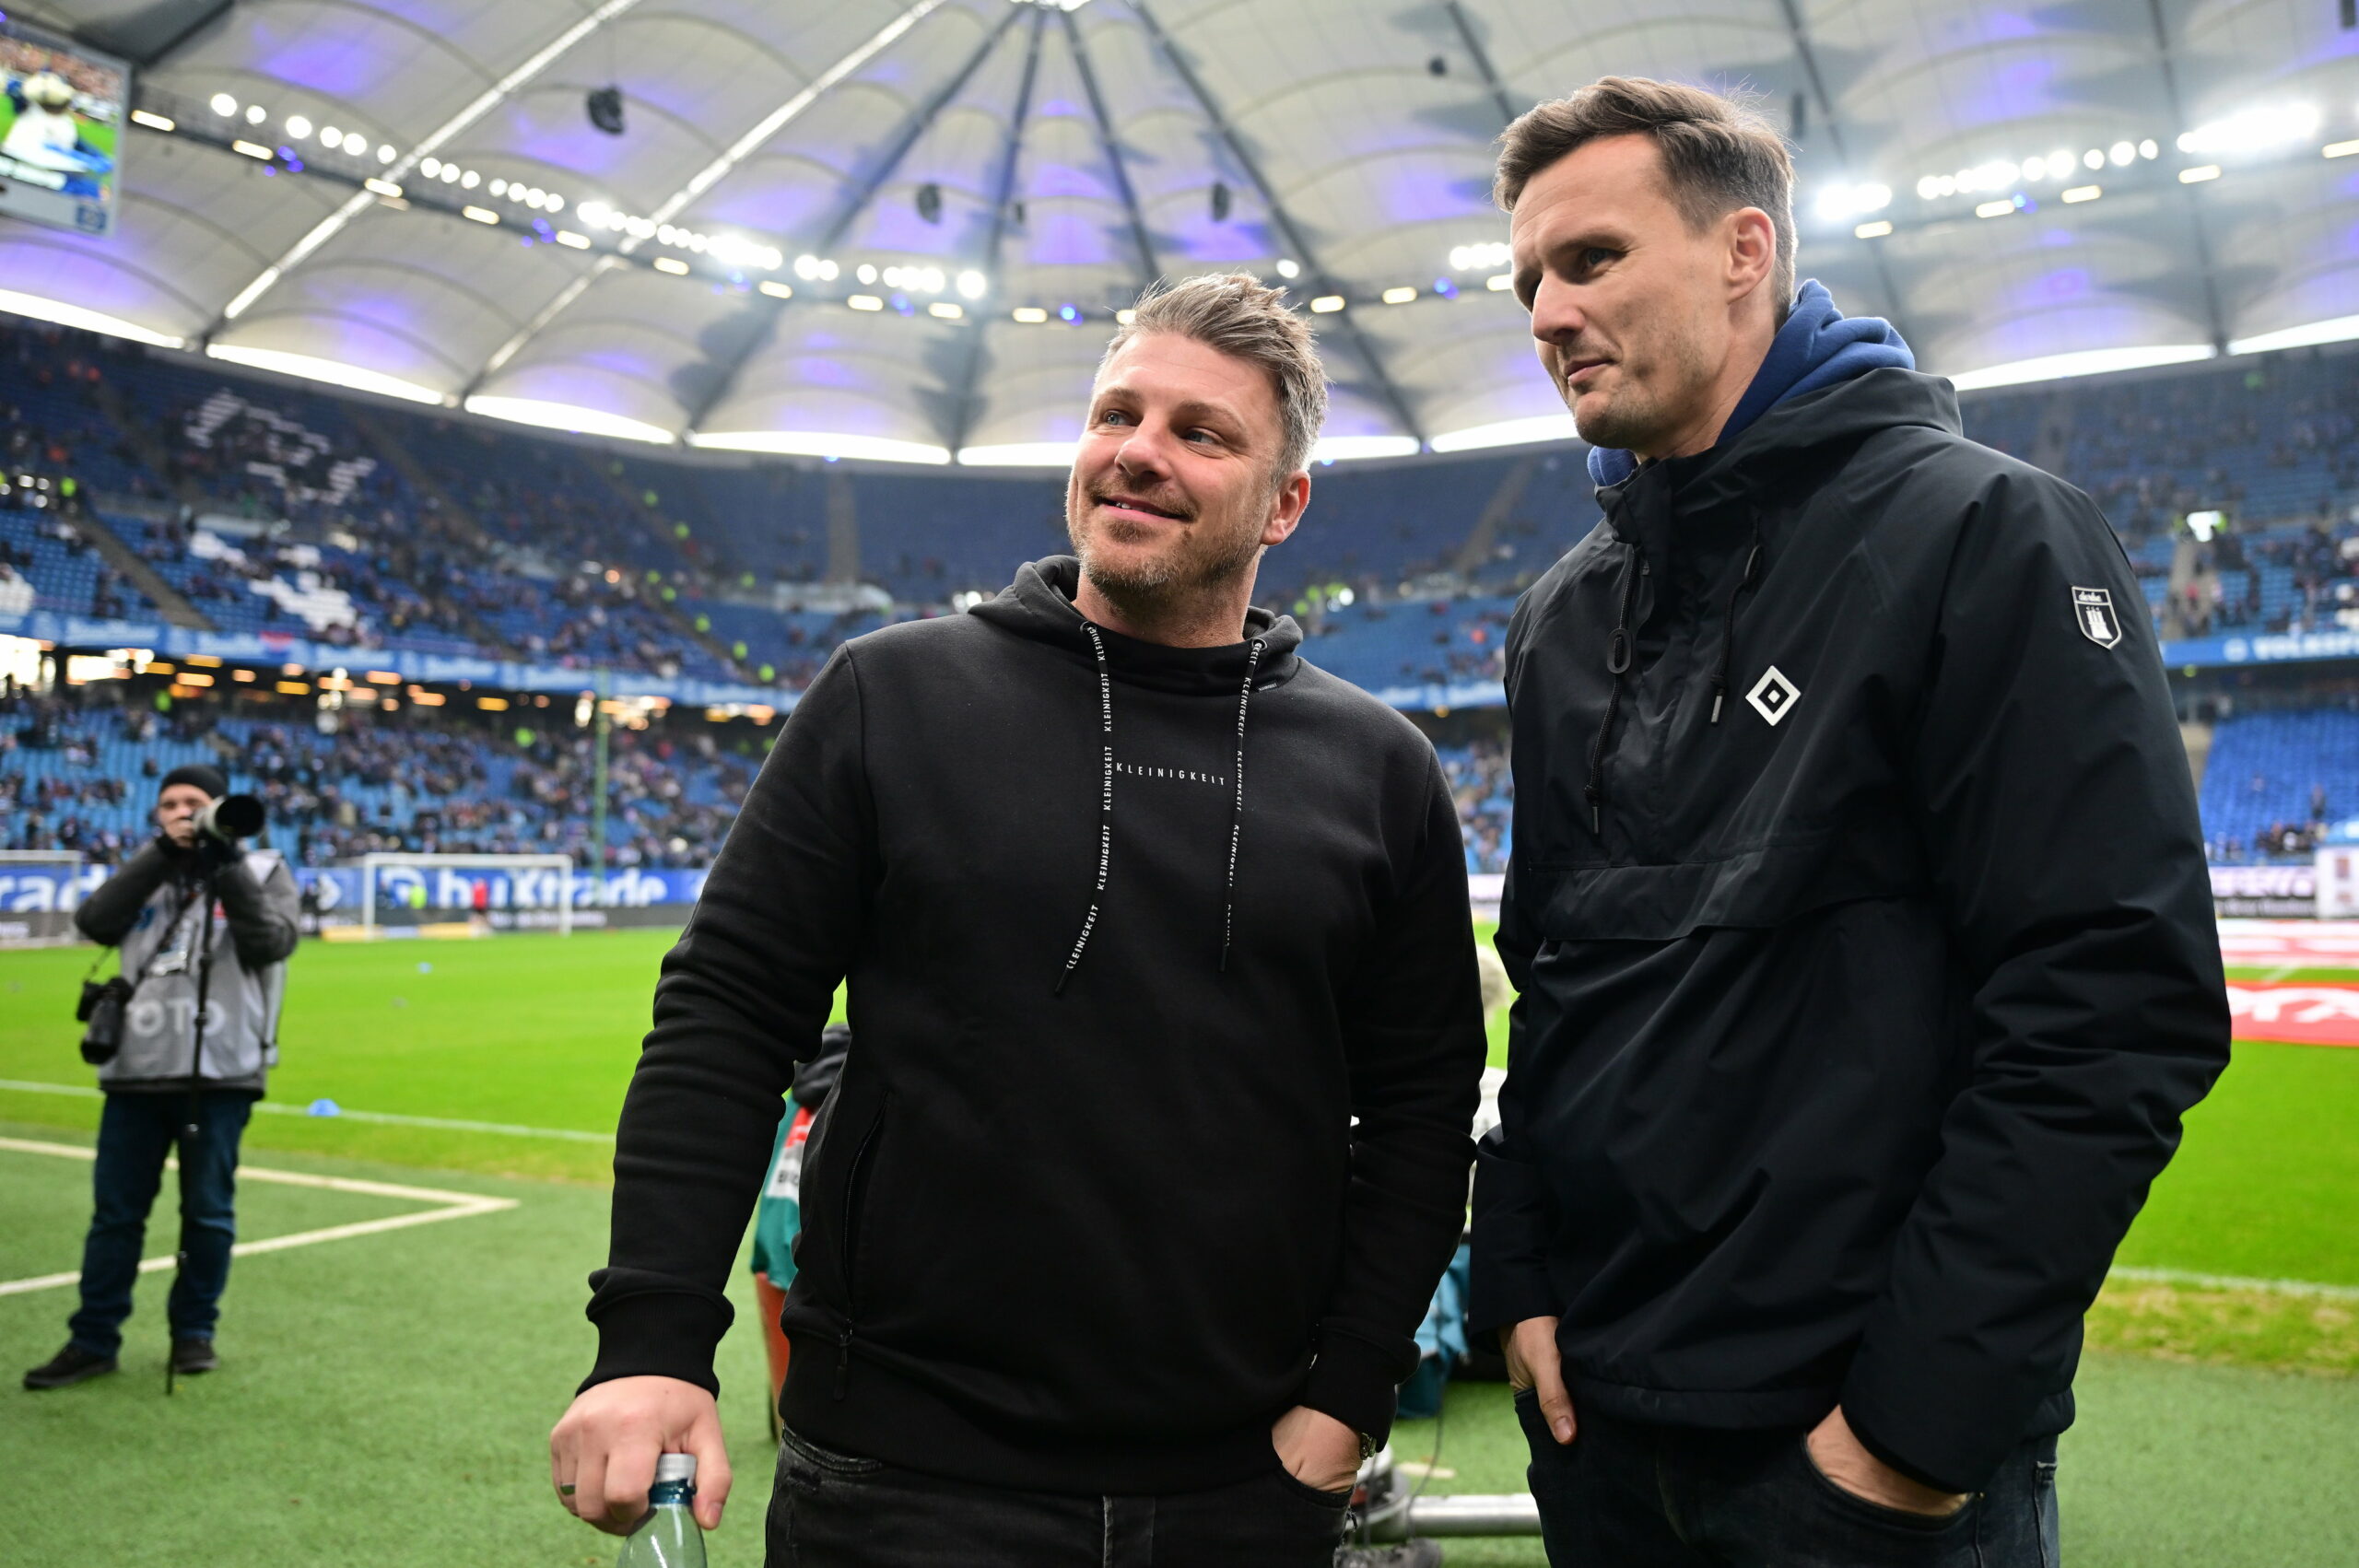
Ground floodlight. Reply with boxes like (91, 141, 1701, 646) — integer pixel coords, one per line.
(286, 115, 311, 139)
(957, 269, 987, 298)
(1275, 259, 1300, 278)
(2177, 104, 2318, 158)
(245, 103, 266, 125)
(210, 93, 237, 116)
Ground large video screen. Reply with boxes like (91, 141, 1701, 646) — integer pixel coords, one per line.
(0, 17, 127, 238)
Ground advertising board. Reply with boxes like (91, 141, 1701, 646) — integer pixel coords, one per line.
(0, 17, 126, 238)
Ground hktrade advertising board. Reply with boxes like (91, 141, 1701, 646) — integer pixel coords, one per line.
(0, 17, 126, 238)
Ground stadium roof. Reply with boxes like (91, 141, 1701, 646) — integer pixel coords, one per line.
(5, 0, 2356, 462)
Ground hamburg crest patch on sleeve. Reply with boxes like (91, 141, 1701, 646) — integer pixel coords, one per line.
(2071, 586, 2122, 649)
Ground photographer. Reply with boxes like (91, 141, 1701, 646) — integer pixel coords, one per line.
(21, 764, 299, 1391)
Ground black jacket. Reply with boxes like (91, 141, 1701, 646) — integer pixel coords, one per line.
(587, 556, 1485, 1493)
(1468, 369, 2228, 1494)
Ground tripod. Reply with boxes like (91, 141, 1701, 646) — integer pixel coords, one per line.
(166, 861, 221, 1398)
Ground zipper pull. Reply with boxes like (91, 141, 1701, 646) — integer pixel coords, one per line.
(834, 1326, 853, 1400)
(1710, 689, 1725, 725)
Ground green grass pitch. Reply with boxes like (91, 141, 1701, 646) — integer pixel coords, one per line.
(1, 929, 2354, 1565)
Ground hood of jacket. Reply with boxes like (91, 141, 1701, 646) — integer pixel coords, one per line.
(1587, 279, 1917, 491)
(968, 555, 1303, 696)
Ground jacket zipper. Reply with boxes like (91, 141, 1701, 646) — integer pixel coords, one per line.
(833, 1106, 885, 1399)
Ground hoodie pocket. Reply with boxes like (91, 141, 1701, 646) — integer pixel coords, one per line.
(838, 1094, 887, 1311)
(809, 1089, 886, 1399)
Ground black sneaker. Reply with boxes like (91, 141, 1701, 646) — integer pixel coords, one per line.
(23, 1344, 117, 1390)
(170, 1339, 220, 1375)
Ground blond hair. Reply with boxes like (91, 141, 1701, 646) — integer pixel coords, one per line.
(1099, 274, 1329, 481)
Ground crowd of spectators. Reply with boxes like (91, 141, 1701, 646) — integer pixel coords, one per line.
(0, 681, 765, 871)
(1440, 738, 1514, 875)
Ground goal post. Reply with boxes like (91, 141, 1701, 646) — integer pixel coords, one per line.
(0, 850, 95, 947)
(354, 852, 578, 939)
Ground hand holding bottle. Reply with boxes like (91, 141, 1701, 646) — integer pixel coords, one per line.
(551, 1375, 732, 1535)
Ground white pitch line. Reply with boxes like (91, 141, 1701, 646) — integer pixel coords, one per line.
(0, 1136, 516, 1298)
(2107, 1265, 2359, 1302)
(0, 1079, 612, 1142)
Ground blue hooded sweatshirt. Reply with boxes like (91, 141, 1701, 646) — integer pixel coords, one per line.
(1586, 279, 1914, 488)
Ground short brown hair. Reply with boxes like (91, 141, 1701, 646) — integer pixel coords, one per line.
(1494, 76, 1796, 314)
(1099, 273, 1329, 481)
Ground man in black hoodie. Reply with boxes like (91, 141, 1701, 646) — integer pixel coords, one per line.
(1469, 79, 2229, 1564)
(551, 274, 1486, 1566)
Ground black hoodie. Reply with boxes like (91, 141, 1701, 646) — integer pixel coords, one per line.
(586, 557, 1485, 1493)
(1469, 368, 2229, 1494)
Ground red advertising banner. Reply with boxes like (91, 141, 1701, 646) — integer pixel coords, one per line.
(2215, 919, 2359, 968)
(2227, 981, 2359, 1049)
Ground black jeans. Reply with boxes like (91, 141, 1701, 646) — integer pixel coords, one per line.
(765, 1424, 1351, 1568)
(67, 1090, 253, 1358)
(1517, 1392, 2060, 1567)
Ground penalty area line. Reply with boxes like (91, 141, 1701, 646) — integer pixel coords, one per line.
(0, 1078, 612, 1143)
(0, 1135, 518, 1298)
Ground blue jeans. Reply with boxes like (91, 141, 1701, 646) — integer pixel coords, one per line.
(67, 1090, 254, 1357)
(1518, 1393, 2060, 1567)
(765, 1424, 1350, 1567)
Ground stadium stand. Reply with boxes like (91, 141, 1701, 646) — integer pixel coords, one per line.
(7, 312, 2359, 874)
(0, 680, 755, 870)
(2196, 702, 2359, 863)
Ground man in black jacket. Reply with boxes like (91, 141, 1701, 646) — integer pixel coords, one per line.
(551, 274, 1486, 1566)
(23, 763, 300, 1390)
(1468, 78, 2230, 1564)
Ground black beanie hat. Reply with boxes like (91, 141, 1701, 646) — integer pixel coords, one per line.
(159, 764, 227, 801)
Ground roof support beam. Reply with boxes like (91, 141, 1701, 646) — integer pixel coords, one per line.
(1061, 6, 1161, 293)
(816, 5, 1026, 252)
(672, 5, 1023, 431)
(946, 5, 1050, 455)
(81, 0, 234, 68)
(1441, 1, 1519, 127)
(1771, 0, 1913, 340)
(468, 0, 948, 404)
(2143, 0, 2230, 352)
(203, 0, 651, 346)
(1127, 0, 1427, 447)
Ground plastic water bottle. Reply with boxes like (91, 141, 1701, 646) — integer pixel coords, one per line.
(616, 1454, 705, 1568)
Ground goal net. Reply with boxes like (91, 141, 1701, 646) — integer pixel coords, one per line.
(353, 852, 579, 938)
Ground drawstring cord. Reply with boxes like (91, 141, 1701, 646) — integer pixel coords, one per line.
(1054, 624, 1116, 995)
(1219, 638, 1266, 973)
(1582, 543, 1644, 835)
(1708, 527, 1766, 724)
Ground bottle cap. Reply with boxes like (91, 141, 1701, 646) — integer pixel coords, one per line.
(654, 1454, 698, 1485)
